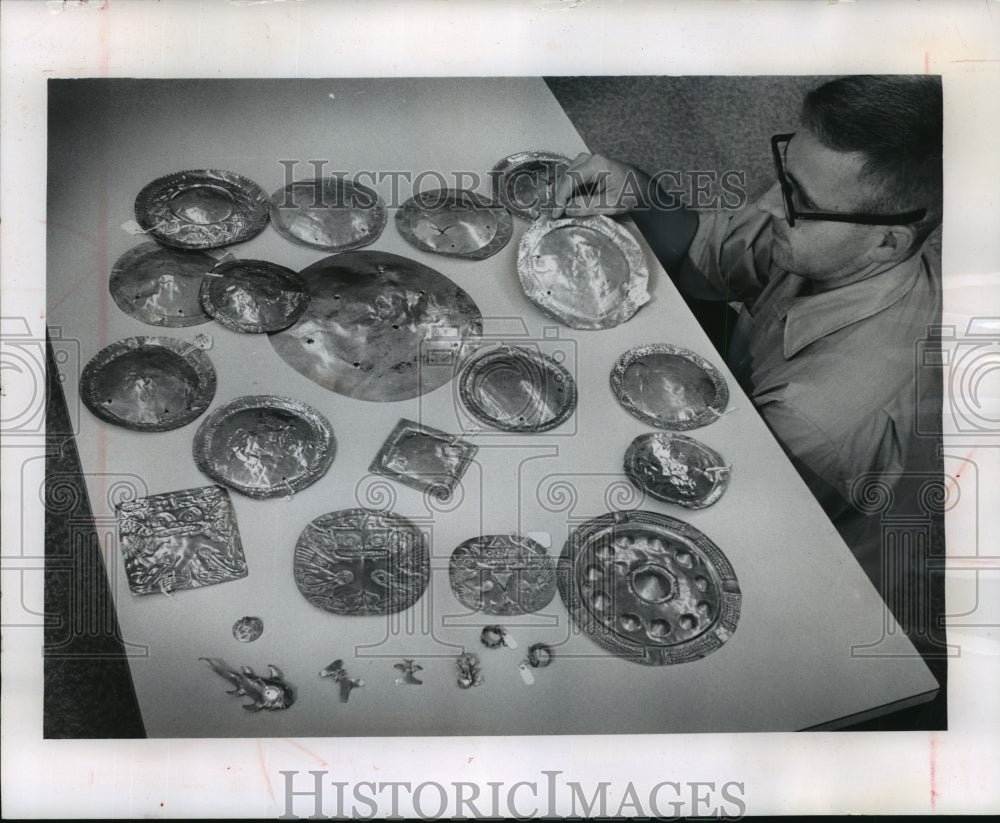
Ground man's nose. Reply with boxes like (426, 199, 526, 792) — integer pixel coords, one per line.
(757, 182, 785, 220)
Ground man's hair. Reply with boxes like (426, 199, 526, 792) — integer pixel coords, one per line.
(801, 75, 943, 236)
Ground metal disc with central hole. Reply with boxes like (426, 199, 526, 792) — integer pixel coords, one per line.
(449, 534, 557, 616)
(268, 251, 483, 402)
(557, 510, 741, 665)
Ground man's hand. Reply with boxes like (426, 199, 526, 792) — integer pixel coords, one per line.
(549, 152, 651, 218)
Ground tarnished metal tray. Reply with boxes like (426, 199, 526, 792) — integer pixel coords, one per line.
(192, 395, 336, 499)
(199, 259, 309, 333)
(110, 242, 234, 327)
(517, 215, 650, 329)
(80, 336, 217, 432)
(611, 344, 729, 430)
(269, 177, 386, 251)
(491, 150, 571, 220)
(269, 251, 483, 402)
(395, 188, 512, 260)
(458, 344, 576, 432)
(369, 418, 478, 500)
(116, 485, 248, 595)
(134, 169, 270, 249)
(557, 510, 741, 665)
(293, 508, 430, 616)
(449, 534, 557, 615)
(624, 432, 731, 509)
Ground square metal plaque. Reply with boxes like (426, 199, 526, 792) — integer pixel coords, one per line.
(369, 418, 478, 499)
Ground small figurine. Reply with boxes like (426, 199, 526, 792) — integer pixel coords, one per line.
(199, 657, 294, 711)
(393, 659, 424, 686)
(319, 658, 365, 703)
(232, 616, 264, 643)
(456, 652, 484, 688)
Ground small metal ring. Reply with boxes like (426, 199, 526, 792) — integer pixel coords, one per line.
(527, 642, 554, 668)
(480, 626, 505, 649)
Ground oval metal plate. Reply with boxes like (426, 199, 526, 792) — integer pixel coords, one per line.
(491, 150, 571, 220)
(395, 188, 512, 260)
(459, 345, 577, 432)
(268, 250, 483, 402)
(134, 169, 270, 249)
(293, 508, 430, 616)
(611, 344, 729, 430)
(269, 177, 387, 251)
(557, 510, 741, 665)
(199, 259, 309, 333)
(80, 336, 217, 432)
(191, 395, 336, 499)
(517, 215, 650, 330)
(449, 534, 557, 616)
(624, 432, 731, 508)
(110, 242, 234, 327)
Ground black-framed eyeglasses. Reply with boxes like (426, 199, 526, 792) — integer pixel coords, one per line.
(770, 133, 927, 228)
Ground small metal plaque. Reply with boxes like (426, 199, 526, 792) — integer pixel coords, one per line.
(134, 169, 270, 249)
(293, 508, 430, 616)
(111, 242, 234, 327)
(268, 251, 483, 402)
(491, 151, 571, 220)
(448, 534, 557, 616)
(611, 344, 729, 430)
(557, 510, 741, 665)
(517, 216, 650, 330)
(269, 177, 387, 251)
(459, 344, 577, 432)
(80, 336, 217, 432)
(395, 188, 512, 260)
(369, 418, 478, 499)
(116, 485, 248, 595)
(199, 259, 309, 333)
(192, 395, 336, 499)
(624, 432, 731, 509)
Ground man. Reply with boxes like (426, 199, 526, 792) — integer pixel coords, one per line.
(551, 76, 944, 654)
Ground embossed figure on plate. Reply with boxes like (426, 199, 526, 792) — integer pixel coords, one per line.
(270, 177, 387, 251)
(116, 485, 248, 595)
(491, 151, 571, 220)
(294, 508, 430, 616)
(449, 534, 557, 616)
(199, 260, 309, 333)
(370, 418, 478, 499)
(624, 432, 731, 508)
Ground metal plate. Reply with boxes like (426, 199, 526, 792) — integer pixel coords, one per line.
(611, 344, 729, 430)
(557, 510, 741, 665)
(458, 344, 576, 432)
(199, 259, 309, 333)
(115, 485, 247, 595)
(192, 395, 336, 499)
(624, 432, 731, 509)
(268, 251, 483, 402)
(517, 216, 650, 330)
(491, 150, 571, 220)
(369, 418, 478, 500)
(80, 336, 217, 432)
(293, 508, 430, 616)
(448, 534, 557, 615)
(110, 242, 235, 327)
(395, 188, 512, 260)
(134, 169, 270, 249)
(269, 177, 387, 251)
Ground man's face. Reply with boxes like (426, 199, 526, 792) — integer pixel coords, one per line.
(757, 130, 891, 288)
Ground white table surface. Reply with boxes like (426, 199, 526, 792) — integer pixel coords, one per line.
(46, 76, 937, 736)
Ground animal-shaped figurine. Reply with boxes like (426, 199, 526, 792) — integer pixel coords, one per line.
(393, 659, 424, 686)
(319, 658, 365, 703)
(199, 657, 294, 711)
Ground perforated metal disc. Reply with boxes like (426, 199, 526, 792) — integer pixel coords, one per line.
(395, 188, 512, 260)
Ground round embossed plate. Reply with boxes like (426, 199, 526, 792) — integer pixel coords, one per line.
(395, 188, 512, 260)
(134, 169, 270, 249)
(491, 150, 571, 220)
(294, 508, 430, 616)
(80, 336, 217, 432)
(624, 432, 731, 509)
(110, 242, 235, 327)
(199, 259, 309, 333)
(557, 510, 741, 665)
(611, 344, 729, 430)
(192, 395, 336, 499)
(449, 534, 557, 616)
(269, 177, 387, 251)
(459, 345, 577, 432)
(517, 216, 650, 330)
(269, 250, 483, 402)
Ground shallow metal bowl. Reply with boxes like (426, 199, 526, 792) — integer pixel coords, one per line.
(199, 259, 308, 333)
(395, 188, 512, 260)
(624, 432, 731, 508)
(269, 177, 386, 252)
(491, 150, 571, 220)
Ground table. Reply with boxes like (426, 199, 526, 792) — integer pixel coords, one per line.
(45, 76, 938, 735)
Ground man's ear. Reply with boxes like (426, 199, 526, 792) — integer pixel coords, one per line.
(870, 224, 919, 263)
